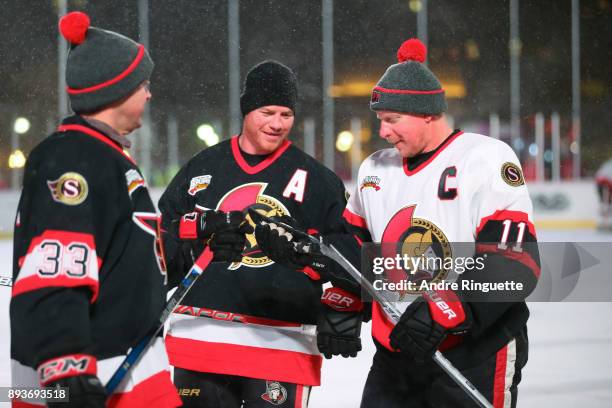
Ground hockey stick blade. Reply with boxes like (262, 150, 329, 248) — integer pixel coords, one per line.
(105, 247, 214, 395)
(250, 209, 492, 408)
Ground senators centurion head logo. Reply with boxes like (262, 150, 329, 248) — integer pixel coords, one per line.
(47, 172, 88, 205)
(381, 205, 452, 299)
(261, 381, 288, 405)
(216, 183, 290, 270)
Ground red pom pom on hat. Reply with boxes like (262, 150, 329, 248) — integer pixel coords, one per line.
(59, 11, 90, 45)
(396, 38, 427, 63)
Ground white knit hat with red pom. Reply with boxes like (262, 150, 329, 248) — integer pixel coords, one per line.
(59, 11, 154, 113)
(370, 38, 447, 115)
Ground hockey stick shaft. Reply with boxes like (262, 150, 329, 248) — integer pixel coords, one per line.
(173, 306, 317, 336)
(318, 243, 493, 408)
(248, 210, 491, 408)
(105, 247, 213, 394)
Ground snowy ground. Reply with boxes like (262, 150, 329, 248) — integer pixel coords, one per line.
(1, 230, 611, 407)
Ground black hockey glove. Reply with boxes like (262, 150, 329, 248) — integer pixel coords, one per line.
(46, 374, 106, 408)
(208, 221, 253, 262)
(389, 290, 471, 362)
(197, 210, 249, 240)
(179, 210, 253, 262)
(251, 211, 331, 280)
(317, 287, 363, 359)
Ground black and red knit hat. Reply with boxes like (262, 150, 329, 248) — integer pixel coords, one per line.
(370, 38, 447, 115)
(59, 11, 154, 113)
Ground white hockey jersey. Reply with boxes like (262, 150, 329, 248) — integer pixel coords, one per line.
(343, 131, 539, 351)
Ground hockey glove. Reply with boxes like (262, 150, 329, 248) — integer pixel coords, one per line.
(46, 374, 106, 408)
(389, 290, 471, 362)
(317, 287, 364, 358)
(179, 210, 253, 262)
(252, 212, 330, 280)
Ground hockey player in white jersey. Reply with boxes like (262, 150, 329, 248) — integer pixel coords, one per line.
(255, 38, 540, 407)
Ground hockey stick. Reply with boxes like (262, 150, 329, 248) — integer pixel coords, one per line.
(105, 246, 214, 394)
(249, 210, 493, 408)
(173, 305, 316, 336)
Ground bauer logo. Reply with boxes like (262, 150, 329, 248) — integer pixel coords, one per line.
(188, 175, 212, 196)
(47, 172, 88, 205)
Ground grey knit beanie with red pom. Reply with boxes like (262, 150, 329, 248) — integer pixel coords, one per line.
(59, 11, 154, 113)
(370, 38, 446, 115)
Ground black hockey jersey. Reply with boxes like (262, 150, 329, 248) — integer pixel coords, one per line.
(10, 116, 180, 407)
(159, 136, 347, 386)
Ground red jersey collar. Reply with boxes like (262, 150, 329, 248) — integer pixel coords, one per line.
(231, 135, 292, 175)
(402, 130, 463, 176)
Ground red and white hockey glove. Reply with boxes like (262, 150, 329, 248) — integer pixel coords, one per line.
(317, 287, 364, 359)
(389, 290, 471, 361)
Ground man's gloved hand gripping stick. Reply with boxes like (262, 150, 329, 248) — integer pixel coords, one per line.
(248, 209, 493, 408)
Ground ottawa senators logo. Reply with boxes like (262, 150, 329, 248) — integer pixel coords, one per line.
(261, 381, 288, 405)
(47, 172, 88, 206)
(215, 183, 290, 270)
(381, 205, 452, 299)
(501, 162, 525, 187)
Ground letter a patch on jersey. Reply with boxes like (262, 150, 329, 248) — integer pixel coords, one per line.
(283, 169, 308, 203)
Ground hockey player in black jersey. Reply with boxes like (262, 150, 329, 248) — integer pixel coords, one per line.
(8, 12, 187, 408)
(159, 60, 363, 407)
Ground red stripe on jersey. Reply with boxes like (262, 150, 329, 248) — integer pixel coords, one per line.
(13, 230, 101, 302)
(403, 131, 463, 176)
(107, 370, 181, 408)
(493, 344, 509, 408)
(37, 354, 97, 386)
(166, 335, 323, 386)
(58, 124, 136, 165)
(294, 385, 304, 408)
(475, 210, 536, 238)
(11, 400, 44, 407)
(343, 208, 367, 229)
(231, 136, 292, 175)
(66, 45, 146, 94)
(12, 275, 99, 301)
(476, 243, 541, 279)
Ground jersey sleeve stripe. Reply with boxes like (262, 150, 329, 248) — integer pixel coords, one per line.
(475, 210, 536, 238)
(476, 243, 541, 279)
(342, 208, 367, 229)
(12, 230, 101, 302)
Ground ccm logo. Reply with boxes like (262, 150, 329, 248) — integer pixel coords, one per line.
(38, 355, 94, 384)
(322, 291, 354, 309)
(428, 292, 457, 320)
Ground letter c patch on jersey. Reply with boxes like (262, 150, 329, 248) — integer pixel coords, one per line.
(47, 172, 88, 205)
(501, 162, 525, 187)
